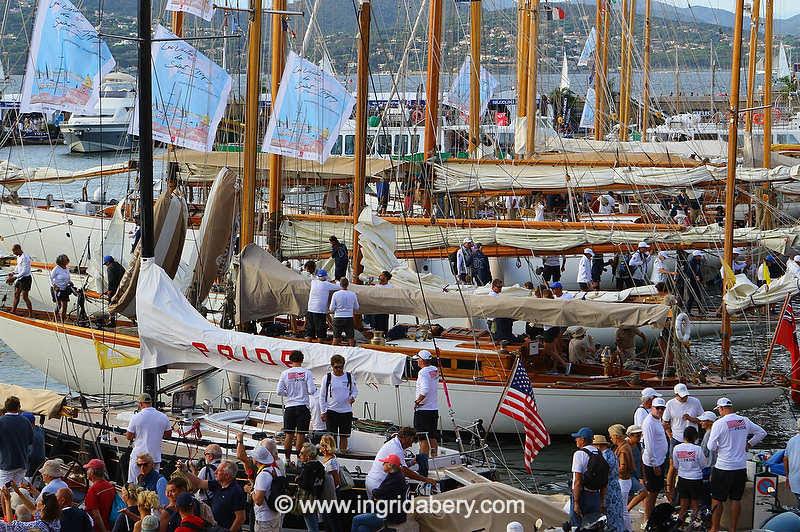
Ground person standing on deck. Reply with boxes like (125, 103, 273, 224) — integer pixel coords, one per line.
(628, 242, 651, 287)
(329, 236, 348, 281)
(50, 254, 72, 322)
(642, 397, 669, 524)
(306, 269, 338, 342)
(651, 251, 676, 288)
(456, 238, 474, 284)
(577, 248, 594, 291)
(277, 350, 317, 464)
(0, 396, 33, 487)
(370, 271, 394, 333)
(684, 251, 705, 315)
(7, 244, 32, 316)
(634, 388, 662, 427)
(413, 350, 440, 464)
(488, 279, 516, 342)
(663, 383, 704, 450)
(103, 256, 126, 299)
(541, 255, 565, 284)
(329, 278, 359, 347)
(471, 244, 492, 286)
(319, 354, 358, 453)
(125, 393, 172, 484)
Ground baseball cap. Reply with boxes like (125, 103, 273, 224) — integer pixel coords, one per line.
(640, 387, 662, 399)
(103, 255, 113, 264)
(733, 248, 743, 255)
(673, 383, 690, 397)
(136, 393, 152, 403)
(766, 255, 775, 263)
(379, 454, 402, 467)
(698, 411, 717, 422)
(83, 458, 106, 471)
(414, 349, 433, 360)
(794, 255, 800, 263)
(583, 248, 594, 256)
(626, 425, 643, 435)
(638, 241, 650, 248)
(652, 397, 667, 408)
(463, 237, 473, 244)
(692, 250, 704, 257)
(714, 397, 733, 410)
(550, 281, 563, 289)
(571, 427, 593, 440)
(316, 269, 328, 279)
(176, 492, 194, 510)
(249, 446, 274, 465)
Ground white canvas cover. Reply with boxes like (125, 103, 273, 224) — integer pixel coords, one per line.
(137, 259, 406, 385)
(724, 270, 800, 312)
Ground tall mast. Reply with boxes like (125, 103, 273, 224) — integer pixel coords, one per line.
(640, 0, 651, 141)
(720, 0, 747, 374)
(763, 0, 774, 168)
(710, 39, 715, 114)
(516, 1, 530, 126)
(267, 0, 286, 252)
(618, 0, 629, 139)
(524, 0, 539, 157)
(240, 0, 263, 248)
(744, 0, 760, 135)
(138, 0, 157, 399)
(170, 11, 183, 36)
(423, 0, 443, 161)
(351, 0, 370, 281)
(619, 0, 636, 141)
(593, 0, 604, 139)
(598, 2, 610, 139)
(468, 0, 481, 157)
(674, 47, 680, 114)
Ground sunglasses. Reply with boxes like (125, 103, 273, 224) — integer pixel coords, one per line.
(137, 462, 152, 467)
(332, 365, 344, 370)
(655, 406, 666, 410)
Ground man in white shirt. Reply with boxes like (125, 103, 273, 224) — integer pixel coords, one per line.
(628, 242, 651, 286)
(488, 279, 515, 342)
(306, 269, 338, 341)
(277, 350, 317, 463)
(7, 244, 32, 317)
(783, 419, 800, 506)
(364, 427, 436, 498)
(329, 277, 359, 346)
(319, 354, 358, 452)
(634, 387, 662, 427)
(551, 281, 573, 300)
(125, 393, 172, 483)
(707, 397, 767, 532)
(251, 446, 282, 531)
(787, 255, 800, 278)
(577, 248, 594, 291)
(598, 192, 616, 215)
(456, 238, 474, 283)
(663, 383, 704, 448)
(642, 397, 669, 522)
(650, 251, 674, 285)
(413, 350, 441, 461)
(569, 426, 603, 528)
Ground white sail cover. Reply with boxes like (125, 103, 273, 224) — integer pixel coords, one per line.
(724, 270, 800, 312)
(778, 44, 792, 79)
(579, 87, 596, 129)
(136, 259, 406, 385)
(21, 0, 115, 114)
(559, 51, 570, 90)
(0, 160, 131, 191)
(577, 28, 597, 67)
(444, 57, 500, 119)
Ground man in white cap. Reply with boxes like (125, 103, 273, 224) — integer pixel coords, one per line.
(698, 411, 718, 468)
(787, 255, 800, 278)
(706, 397, 766, 532)
(456, 238, 474, 284)
(577, 248, 594, 291)
(250, 446, 282, 532)
(783, 419, 800, 506)
(634, 387, 662, 427)
(413, 350, 441, 458)
(663, 383, 704, 449)
(641, 397, 669, 522)
(598, 192, 616, 214)
(125, 393, 171, 483)
(628, 242, 651, 286)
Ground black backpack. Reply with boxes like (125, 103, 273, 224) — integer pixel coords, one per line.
(325, 372, 352, 400)
(265, 470, 289, 511)
(580, 448, 610, 491)
(299, 460, 326, 498)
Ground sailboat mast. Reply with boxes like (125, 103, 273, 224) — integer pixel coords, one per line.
(763, 0, 774, 168)
(468, 0, 481, 157)
(720, 0, 747, 373)
(710, 39, 715, 114)
(745, 0, 760, 134)
(351, 0, 370, 281)
(267, 0, 286, 252)
(524, 0, 539, 157)
(640, 0, 651, 141)
(241, 0, 263, 248)
(516, 1, 530, 124)
(618, 0, 629, 139)
(593, 0, 604, 139)
(171, 11, 183, 35)
(423, 0, 443, 160)
(620, 0, 636, 141)
(599, 2, 610, 138)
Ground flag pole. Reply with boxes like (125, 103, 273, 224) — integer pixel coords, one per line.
(485, 355, 521, 433)
(759, 293, 792, 383)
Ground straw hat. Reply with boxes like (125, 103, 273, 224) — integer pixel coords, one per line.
(592, 434, 610, 446)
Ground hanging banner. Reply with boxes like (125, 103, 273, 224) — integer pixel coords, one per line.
(444, 57, 500, 119)
(165, 0, 214, 22)
(131, 25, 232, 152)
(579, 87, 596, 129)
(21, 0, 115, 114)
(577, 27, 597, 67)
(261, 51, 356, 164)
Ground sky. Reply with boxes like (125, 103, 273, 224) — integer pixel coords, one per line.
(663, 0, 800, 18)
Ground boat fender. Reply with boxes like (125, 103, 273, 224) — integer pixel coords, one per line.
(675, 312, 691, 343)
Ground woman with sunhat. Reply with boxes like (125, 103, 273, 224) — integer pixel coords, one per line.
(593, 434, 626, 532)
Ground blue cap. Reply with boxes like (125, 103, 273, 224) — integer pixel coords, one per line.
(550, 282, 563, 289)
(316, 269, 328, 278)
(176, 492, 194, 510)
(571, 427, 593, 440)
(766, 255, 775, 263)
(103, 255, 113, 264)
(21, 412, 35, 424)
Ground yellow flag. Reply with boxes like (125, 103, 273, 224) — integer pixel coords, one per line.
(95, 340, 140, 370)
(763, 262, 772, 286)
(722, 262, 736, 290)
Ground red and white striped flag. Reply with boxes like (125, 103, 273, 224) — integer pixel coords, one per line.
(499, 361, 550, 473)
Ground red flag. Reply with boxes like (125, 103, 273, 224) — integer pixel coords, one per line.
(775, 305, 800, 402)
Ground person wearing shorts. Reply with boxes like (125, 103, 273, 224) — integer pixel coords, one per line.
(306, 269, 338, 341)
(641, 397, 669, 523)
(666, 426, 706, 523)
(329, 278, 359, 346)
(7, 244, 32, 316)
(277, 351, 317, 463)
(542, 255, 564, 283)
(319, 354, 358, 452)
(413, 350, 440, 474)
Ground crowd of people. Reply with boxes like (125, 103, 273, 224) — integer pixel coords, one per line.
(569, 384, 768, 532)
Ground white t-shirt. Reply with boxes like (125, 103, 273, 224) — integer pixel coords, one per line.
(277, 367, 317, 407)
(126, 407, 171, 464)
(598, 194, 615, 214)
(571, 445, 599, 483)
(663, 396, 704, 442)
(308, 279, 338, 314)
(415, 365, 439, 411)
(329, 290, 359, 318)
(577, 256, 592, 284)
(706, 413, 767, 470)
(321, 456, 340, 500)
(556, 292, 574, 300)
(629, 252, 649, 281)
(534, 202, 545, 221)
(642, 413, 668, 467)
(785, 434, 800, 494)
(651, 258, 667, 284)
(672, 442, 706, 480)
(308, 391, 326, 431)
(634, 405, 649, 428)
(50, 266, 71, 290)
(39, 478, 69, 501)
(543, 256, 561, 267)
(14, 253, 31, 279)
(319, 372, 358, 414)
(365, 437, 407, 496)
(253, 467, 279, 522)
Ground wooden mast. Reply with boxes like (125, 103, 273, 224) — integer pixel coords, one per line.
(593, 0, 603, 139)
(170, 11, 184, 35)
(620, 0, 636, 141)
(744, 0, 760, 134)
(720, 0, 747, 374)
(351, 0, 370, 281)
(599, 2, 610, 139)
(423, 0, 444, 160)
(516, 1, 530, 123)
(640, 0, 651, 141)
(266, 0, 286, 252)
(524, 0, 539, 157)
(763, 0, 774, 168)
(468, 0, 481, 157)
(240, 0, 263, 248)
(618, 0, 629, 139)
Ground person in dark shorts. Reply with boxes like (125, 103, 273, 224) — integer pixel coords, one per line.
(306, 269, 338, 341)
(277, 350, 317, 463)
(541, 255, 565, 283)
(666, 426, 706, 524)
(7, 243, 32, 316)
(319, 354, 358, 452)
(329, 278, 359, 346)
(412, 350, 440, 470)
(641, 397, 669, 523)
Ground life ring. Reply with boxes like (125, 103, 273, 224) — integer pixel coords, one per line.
(411, 109, 424, 125)
(774, 108, 783, 120)
(753, 113, 765, 126)
(675, 312, 692, 343)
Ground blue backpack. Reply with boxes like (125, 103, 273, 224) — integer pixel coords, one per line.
(108, 491, 126, 525)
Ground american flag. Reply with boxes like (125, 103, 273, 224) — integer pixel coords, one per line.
(499, 362, 550, 473)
